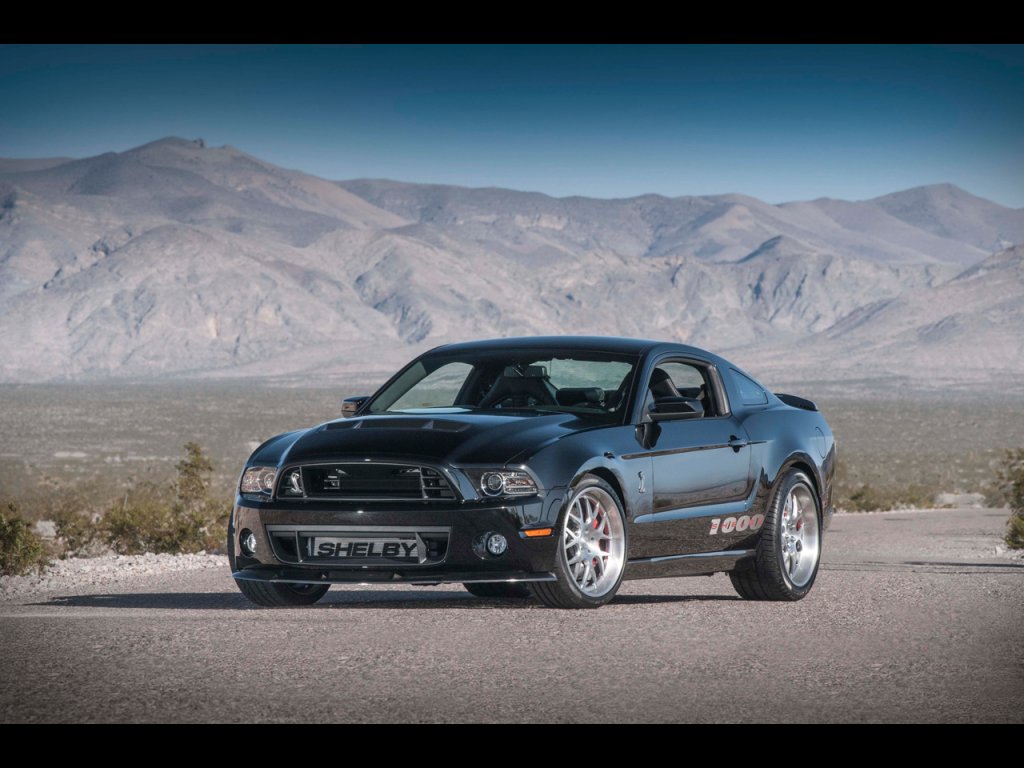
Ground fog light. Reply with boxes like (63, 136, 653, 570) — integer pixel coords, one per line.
(240, 529, 257, 556)
(485, 532, 508, 556)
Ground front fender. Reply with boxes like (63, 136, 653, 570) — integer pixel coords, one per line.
(524, 426, 652, 525)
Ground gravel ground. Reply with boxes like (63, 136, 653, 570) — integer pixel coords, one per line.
(0, 553, 225, 601)
(1, 507, 1021, 723)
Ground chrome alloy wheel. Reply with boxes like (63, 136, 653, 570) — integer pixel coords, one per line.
(780, 482, 820, 588)
(562, 486, 626, 597)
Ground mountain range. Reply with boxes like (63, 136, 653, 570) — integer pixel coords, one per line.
(1, 137, 1021, 392)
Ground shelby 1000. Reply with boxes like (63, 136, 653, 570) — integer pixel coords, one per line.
(229, 336, 835, 609)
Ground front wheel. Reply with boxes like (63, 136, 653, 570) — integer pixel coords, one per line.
(235, 579, 330, 607)
(730, 469, 822, 601)
(530, 476, 628, 609)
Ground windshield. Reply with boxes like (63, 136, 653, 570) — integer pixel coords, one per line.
(368, 349, 638, 421)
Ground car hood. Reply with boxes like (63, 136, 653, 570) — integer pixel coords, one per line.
(252, 411, 601, 467)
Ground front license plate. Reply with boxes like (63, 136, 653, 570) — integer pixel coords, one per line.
(310, 537, 418, 559)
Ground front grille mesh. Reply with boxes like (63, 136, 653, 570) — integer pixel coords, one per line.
(282, 463, 456, 500)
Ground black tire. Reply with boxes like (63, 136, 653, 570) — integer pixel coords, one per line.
(729, 469, 822, 601)
(235, 578, 330, 607)
(530, 475, 628, 609)
(462, 582, 533, 599)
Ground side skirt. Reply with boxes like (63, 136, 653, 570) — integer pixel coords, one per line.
(624, 548, 756, 580)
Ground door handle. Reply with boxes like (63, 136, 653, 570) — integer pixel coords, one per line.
(728, 435, 749, 451)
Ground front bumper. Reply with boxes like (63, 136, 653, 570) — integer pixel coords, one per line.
(229, 495, 562, 586)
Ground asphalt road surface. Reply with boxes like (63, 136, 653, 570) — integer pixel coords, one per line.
(1, 508, 1021, 723)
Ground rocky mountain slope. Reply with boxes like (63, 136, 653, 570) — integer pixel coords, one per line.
(1, 137, 1021, 389)
(739, 244, 1024, 391)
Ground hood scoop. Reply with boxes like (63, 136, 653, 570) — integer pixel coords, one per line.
(324, 417, 471, 433)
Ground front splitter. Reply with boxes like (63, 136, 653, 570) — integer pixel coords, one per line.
(232, 568, 557, 586)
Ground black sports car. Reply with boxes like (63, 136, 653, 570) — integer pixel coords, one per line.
(230, 336, 835, 608)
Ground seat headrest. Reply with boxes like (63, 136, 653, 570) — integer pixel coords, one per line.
(649, 367, 682, 399)
(555, 387, 603, 407)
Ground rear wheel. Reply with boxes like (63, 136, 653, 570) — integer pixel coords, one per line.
(462, 582, 533, 599)
(531, 476, 627, 609)
(729, 469, 821, 601)
(235, 579, 330, 607)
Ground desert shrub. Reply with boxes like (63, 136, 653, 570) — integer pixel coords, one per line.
(837, 483, 935, 513)
(100, 443, 230, 555)
(0, 502, 49, 576)
(102, 482, 190, 555)
(1008, 515, 1024, 550)
(175, 441, 230, 551)
(52, 507, 100, 556)
(992, 449, 1024, 549)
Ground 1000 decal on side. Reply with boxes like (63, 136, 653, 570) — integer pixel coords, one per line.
(709, 514, 765, 535)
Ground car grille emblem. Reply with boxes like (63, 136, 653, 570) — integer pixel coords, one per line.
(324, 468, 348, 489)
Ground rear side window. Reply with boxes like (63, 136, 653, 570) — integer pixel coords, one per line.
(732, 369, 768, 406)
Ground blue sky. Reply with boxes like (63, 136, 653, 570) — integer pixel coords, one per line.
(1, 44, 1022, 206)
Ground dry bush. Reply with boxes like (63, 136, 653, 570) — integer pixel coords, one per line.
(836, 483, 935, 512)
(101, 443, 230, 555)
(991, 449, 1024, 549)
(0, 502, 49, 576)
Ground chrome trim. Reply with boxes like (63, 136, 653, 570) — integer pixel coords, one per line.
(628, 548, 755, 565)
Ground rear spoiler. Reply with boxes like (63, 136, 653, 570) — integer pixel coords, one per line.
(775, 393, 818, 412)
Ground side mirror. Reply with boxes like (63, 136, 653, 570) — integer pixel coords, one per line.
(342, 396, 370, 418)
(649, 396, 703, 422)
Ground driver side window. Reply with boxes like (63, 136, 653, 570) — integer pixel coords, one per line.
(646, 361, 720, 417)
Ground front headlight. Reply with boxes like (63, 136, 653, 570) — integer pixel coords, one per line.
(240, 466, 277, 495)
(463, 469, 539, 498)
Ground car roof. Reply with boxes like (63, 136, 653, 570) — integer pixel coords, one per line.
(427, 335, 715, 359)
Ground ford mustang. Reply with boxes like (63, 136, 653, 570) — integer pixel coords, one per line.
(229, 336, 835, 608)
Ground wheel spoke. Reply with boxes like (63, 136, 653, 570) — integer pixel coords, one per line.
(561, 486, 626, 598)
(776, 483, 821, 589)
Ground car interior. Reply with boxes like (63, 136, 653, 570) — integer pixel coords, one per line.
(647, 364, 717, 417)
(457, 361, 715, 418)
